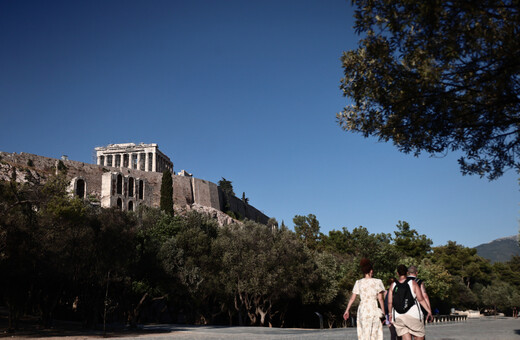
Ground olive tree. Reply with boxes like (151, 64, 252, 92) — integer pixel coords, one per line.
(338, 0, 520, 179)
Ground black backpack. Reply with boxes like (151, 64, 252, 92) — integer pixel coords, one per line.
(392, 278, 416, 314)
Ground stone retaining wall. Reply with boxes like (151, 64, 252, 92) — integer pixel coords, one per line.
(0, 151, 269, 225)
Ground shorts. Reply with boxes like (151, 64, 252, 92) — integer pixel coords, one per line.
(393, 314, 425, 338)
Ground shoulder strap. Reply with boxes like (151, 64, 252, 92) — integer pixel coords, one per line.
(408, 279, 423, 321)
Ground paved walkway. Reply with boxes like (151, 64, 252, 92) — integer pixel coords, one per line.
(7, 316, 519, 339)
(110, 317, 519, 340)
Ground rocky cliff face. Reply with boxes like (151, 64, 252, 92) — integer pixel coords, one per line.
(0, 155, 49, 184)
(176, 203, 239, 227)
(0, 151, 260, 227)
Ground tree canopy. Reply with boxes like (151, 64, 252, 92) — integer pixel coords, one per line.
(3, 171, 520, 330)
(218, 178, 235, 197)
(293, 214, 321, 249)
(393, 220, 432, 258)
(218, 178, 235, 215)
(338, 0, 520, 179)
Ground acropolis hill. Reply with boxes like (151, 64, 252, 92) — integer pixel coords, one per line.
(0, 143, 269, 225)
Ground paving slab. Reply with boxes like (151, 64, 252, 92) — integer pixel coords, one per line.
(110, 316, 520, 340)
(6, 316, 520, 339)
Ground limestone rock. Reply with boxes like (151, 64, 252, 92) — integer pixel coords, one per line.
(185, 203, 239, 227)
(0, 162, 43, 184)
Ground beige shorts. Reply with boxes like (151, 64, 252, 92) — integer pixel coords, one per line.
(393, 314, 425, 337)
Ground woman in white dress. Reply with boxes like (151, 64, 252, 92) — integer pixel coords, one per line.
(343, 258, 386, 340)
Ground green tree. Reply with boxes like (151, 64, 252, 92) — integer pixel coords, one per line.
(267, 217, 278, 231)
(321, 228, 351, 254)
(338, 0, 520, 179)
(353, 227, 398, 282)
(158, 211, 220, 323)
(415, 259, 453, 303)
(213, 221, 336, 327)
(506, 255, 520, 280)
(321, 226, 399, 290)
(493, 260, 520, 288)
(0, 178, 40, 330)
(293, 214, 321, 249)
(82, 207, 137, 328)
(393, 221, 432, 259)
(218, 178, 235, 214)
(431, 241, 492, 288)
(160, 170, 174, 216)
(241, 192, 249, 205)
(218, 178, 235, 196)
(132, 207, 183, 309)
(482, 281, 517, 316)
(1, 173, 139, 329)
(36, 185, 93, 327)
(453, 280, 480, 310)
(300, 251, 341, 306)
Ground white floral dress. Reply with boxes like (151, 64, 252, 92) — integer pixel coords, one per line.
(352, 278, 385, 340)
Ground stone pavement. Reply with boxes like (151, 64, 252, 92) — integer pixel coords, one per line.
(109, 316, 519, 340)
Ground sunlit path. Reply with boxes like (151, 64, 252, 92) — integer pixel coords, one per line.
(95, 317, 519, 340)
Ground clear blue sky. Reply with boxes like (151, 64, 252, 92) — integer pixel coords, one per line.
(1, 0, 518, 248)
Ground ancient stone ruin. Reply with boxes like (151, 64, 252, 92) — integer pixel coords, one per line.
(0, 143, 269, 225)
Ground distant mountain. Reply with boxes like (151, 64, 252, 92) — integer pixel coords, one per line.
(475, 235, 520, 263)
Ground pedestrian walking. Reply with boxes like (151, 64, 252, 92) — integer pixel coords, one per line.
(344, 258, 386, 340)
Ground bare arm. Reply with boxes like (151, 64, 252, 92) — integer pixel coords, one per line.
(343, 293, 357, 320)
(413, 281, 432, 321)
(387, 285, 393, 323)
(421, 283, 431, 310)
(377, 291, 385, 316)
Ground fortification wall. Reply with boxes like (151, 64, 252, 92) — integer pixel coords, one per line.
(0, 151, 161, 205)
(172, 175, 194, 206)
(0, 151, 105, 200)
(0, 151, 270, 224)
(171, 174, 268, 223)
(192, 178, 220, 210)
(228, 195, 269, 224)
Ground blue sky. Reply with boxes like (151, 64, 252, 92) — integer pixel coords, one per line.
(1, 0, 518, 248)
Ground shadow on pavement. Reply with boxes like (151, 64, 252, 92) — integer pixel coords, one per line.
(0, 312, 173, 339)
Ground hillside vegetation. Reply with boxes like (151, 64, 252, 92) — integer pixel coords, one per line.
(1, 174, 519, 332)
(475, 236, 520, 263)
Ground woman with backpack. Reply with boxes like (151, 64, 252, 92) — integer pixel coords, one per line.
(388, 264, 433, 340)
(343, 258, 386, 340)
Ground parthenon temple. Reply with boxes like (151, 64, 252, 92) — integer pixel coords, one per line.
(0, 143, 270, 224)
(95, 143, 173, 173)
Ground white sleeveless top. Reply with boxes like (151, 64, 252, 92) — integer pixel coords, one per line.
(392, 279, 423, 320)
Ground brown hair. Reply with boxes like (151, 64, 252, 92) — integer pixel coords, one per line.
(360, 258, 373, 274)
(397, 264, 408, 276)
